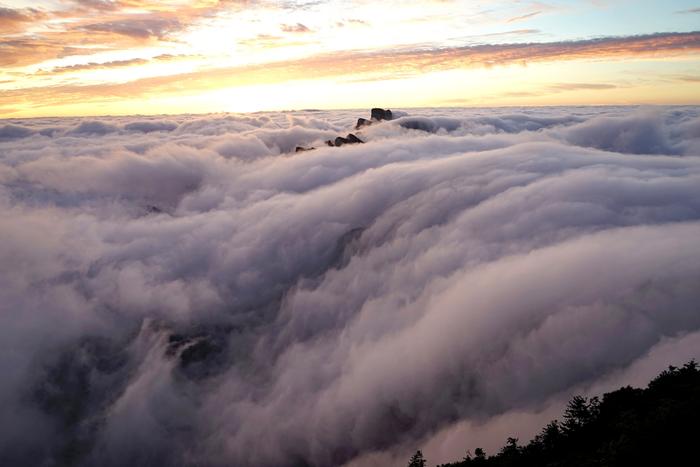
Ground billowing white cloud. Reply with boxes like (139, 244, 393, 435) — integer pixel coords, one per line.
(1, 106, 700, 466)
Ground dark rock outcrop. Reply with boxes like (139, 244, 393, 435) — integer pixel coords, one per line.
(355, 117, 372, 130)
(293, 109, 400, 149)
(371, 108, 393, 122)
(167, 332, 226, 379)
(354, 109, 394, 130)
(332, 133, 364, 147)
(347, 133, 363, 144)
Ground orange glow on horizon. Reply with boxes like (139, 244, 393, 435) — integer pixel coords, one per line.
(1, 1, 699, 117)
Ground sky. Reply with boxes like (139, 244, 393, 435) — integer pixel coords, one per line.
(1, 0, 699, 117)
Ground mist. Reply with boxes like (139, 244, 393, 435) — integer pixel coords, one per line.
(1, 106, 700, 466)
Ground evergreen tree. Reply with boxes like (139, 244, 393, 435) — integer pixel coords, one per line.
(408, 450, 427, 467)
(420, 360, 700, 467)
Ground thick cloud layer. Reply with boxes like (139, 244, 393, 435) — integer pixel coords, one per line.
(1, 106, 700, 466)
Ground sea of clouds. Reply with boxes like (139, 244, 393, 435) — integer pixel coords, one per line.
(1, 106, 700, 466)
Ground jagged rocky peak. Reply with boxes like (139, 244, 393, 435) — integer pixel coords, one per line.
(356, 108, 394, 129)
(355, 117, 372, 129)
(327, 133, 364, 147)
(299, 109, 392, 151)
(371, 108, 393, 121)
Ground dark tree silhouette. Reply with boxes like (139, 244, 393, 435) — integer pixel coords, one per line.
(561, 395, 599, 434)
(432, 360, 700, 467)
(408, 450, 427, 467)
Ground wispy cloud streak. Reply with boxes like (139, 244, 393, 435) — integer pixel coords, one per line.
(2, 31, 698, 111)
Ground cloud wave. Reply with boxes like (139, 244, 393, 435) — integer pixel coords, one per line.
(1, 106, 700, 466)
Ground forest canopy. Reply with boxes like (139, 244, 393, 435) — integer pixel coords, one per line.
(408, 361, 700, 467)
